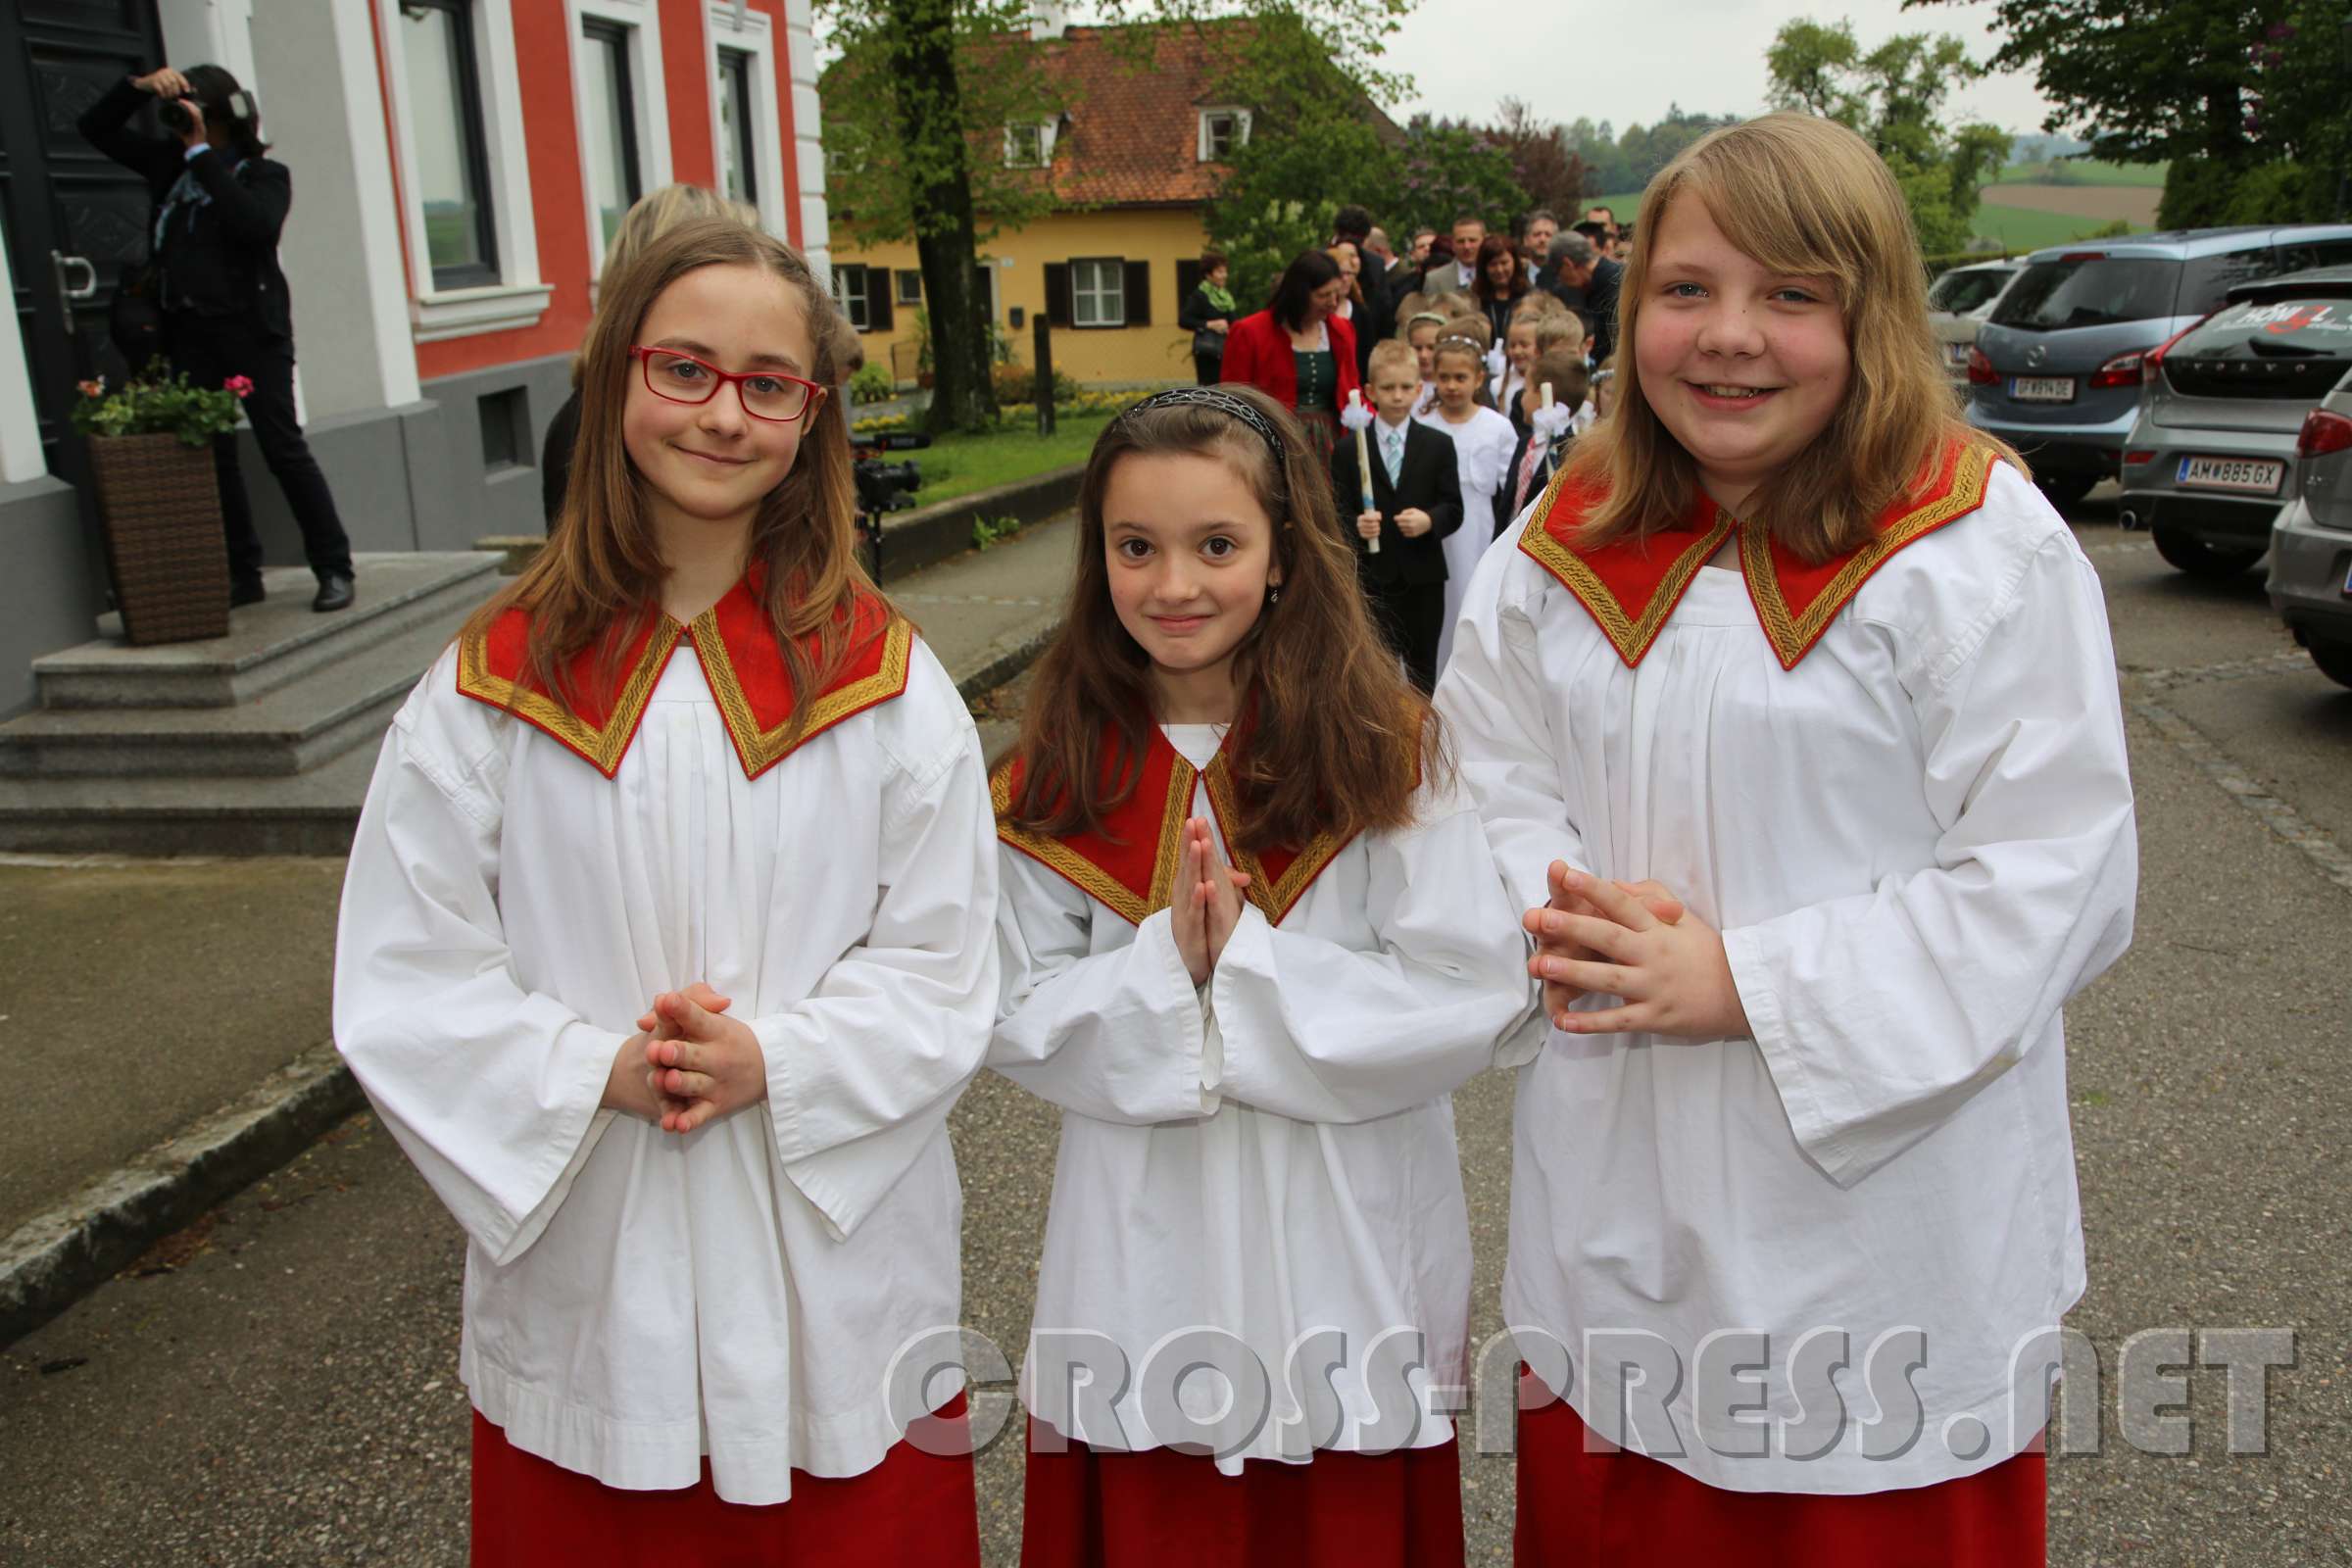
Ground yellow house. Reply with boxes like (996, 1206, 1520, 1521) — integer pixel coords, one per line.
(826, 21, 1258, 388)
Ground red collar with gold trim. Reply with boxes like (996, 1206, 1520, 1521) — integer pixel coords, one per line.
(993, 725, 1351, 928)
(1519, 441, 1997, 669)
(456, 574, 913, 779)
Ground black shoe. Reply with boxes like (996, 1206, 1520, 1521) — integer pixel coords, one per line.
(312, 573, 355, 612)
(229, 578, 267, 609)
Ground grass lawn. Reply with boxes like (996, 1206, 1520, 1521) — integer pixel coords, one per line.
(1970, 201, 2132, 251)
(894, 411, 1117, 510)
(1994, 158, 2168, 187)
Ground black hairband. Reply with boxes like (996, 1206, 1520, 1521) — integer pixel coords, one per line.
(1118, 387, 1292, 515)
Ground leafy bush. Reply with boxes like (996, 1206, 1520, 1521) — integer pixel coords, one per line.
(849, 362, 895, 404)
(69, 371, 247, 445)
(991, 362, 1081, 406)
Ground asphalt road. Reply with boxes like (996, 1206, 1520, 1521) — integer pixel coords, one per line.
(3, 495, 2346, 1566)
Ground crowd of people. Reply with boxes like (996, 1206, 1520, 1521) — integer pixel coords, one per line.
(1192, 202, 1631, 688)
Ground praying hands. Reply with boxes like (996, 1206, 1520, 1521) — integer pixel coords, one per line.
(1523, 862, 1751, 1041)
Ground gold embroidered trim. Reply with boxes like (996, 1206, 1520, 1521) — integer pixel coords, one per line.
(1519, 511, 1734, 669)
(691, 614, 915, 779)
(991, 755, 1197, 926)
(1199, 754, 1348, 927)
(1740, 444, 1996, 669)
(455, 619, 681, 777)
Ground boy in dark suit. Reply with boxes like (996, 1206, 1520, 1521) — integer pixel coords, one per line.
(1494, 351, 1592, 536)
(1333, 339, 1462, 692)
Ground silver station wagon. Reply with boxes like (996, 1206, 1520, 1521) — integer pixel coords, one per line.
(2121, 267, 2352, 577)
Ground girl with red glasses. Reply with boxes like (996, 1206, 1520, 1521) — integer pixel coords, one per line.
(334, 218, 996, 1565)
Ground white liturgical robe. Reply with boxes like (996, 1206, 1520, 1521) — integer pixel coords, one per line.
(1438, 457, 2136, 1494)
(991, 725, 1529, 1474)
(334, 628, 998, 1505)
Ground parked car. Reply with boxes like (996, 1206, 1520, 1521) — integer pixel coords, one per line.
(1927, 261, 2021, 382)
(2266, 364, 2352, 687)
(1966, 224, 2352, 510)
(2120, 267, 2352, 577)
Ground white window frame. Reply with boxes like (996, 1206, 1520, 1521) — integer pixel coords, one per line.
(1197, 106, 1251, 163)
(377, 0, 554, 341)
(894, 269, 924, 306)
(568, 0, 677, 286)
(706, 2, 787, 238)
(1071, 257, 1125, 329)
(835, 266, 871, 331)
(1004, 120, 1055, 169)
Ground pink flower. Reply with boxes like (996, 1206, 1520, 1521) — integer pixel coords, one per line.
(77, 378, 105, 398)
(224, 375, 254, 399)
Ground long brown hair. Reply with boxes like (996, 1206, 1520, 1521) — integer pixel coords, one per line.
(1566, 112, 2020, 564)
(1005, 386, 1443, 854)
(460, 219, 875, 743)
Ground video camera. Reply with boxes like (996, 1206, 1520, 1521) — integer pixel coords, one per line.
(850, 430, 931, 579)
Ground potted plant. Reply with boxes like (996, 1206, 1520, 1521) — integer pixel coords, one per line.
(69, 370, 250, 645)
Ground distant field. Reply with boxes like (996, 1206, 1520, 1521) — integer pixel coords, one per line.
(1988, 183, 2160, 226)
(1970, 202, 2130, 251)
(1995, 158, 2168, 188)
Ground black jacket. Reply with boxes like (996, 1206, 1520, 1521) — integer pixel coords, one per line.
(1331, 419, 1462, 588)
(1585, 257, 1624, 364)
(1177, 283, 1231, 359)
(78, 75, 294, 338)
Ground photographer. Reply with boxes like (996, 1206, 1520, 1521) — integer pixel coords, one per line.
(79, 65, 357, 613)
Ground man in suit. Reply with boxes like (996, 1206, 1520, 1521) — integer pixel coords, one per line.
(1546, 230, 1623, 364)
(1522, 209, 1561, 290)
(1423, 213, 1486, 298)
(1333, 340, 1463, 691)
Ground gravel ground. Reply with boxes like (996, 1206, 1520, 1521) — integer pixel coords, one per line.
(2, 498, 2346, 1565)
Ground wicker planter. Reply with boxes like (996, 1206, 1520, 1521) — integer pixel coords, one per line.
(87, 431, 230, 645)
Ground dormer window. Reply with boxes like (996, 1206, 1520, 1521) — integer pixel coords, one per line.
(1198, 107, 1250, 162)
(1006, 121, 1054, 169)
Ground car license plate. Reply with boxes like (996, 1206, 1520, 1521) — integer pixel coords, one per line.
(2011, 376, 2075, 403)
(2177, 456, 2284, 494)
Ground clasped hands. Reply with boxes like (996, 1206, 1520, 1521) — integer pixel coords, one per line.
(1354, 507, 1434, 542)
(600, 983, 766, 1133)
(1525, 861, 1751, 1041)
(1172, 817, 1251, 987)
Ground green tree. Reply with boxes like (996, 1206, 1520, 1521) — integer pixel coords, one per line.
(1907, 0, 2351, 226)
(1391, 116, 1531, 242)
(1764, 18, 2010, 255)
(819, 0, 1067, 432)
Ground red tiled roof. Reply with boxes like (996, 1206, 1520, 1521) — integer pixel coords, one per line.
(1025, 24, 1235, 208)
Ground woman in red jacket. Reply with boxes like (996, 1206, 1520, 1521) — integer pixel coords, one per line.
(1219, 249, 1360, 467)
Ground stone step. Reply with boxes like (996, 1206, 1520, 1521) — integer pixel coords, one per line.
(0, 614, 459, 778)
(32, 553, 503, 710)
(0, 743, 380, 857)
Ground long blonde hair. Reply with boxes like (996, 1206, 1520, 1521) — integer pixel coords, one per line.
(1567, 112, 2019, 563)
(579, 184, 761, 373)
(463, 220, 876, 746)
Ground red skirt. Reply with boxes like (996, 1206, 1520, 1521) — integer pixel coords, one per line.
(1514, 1380, 2045, 1568)
(1020, 1419, 1464, 1568)
(470, 1396, 981, 1568)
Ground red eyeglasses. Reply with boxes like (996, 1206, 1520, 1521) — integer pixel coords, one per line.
(629, 346, 826, 423)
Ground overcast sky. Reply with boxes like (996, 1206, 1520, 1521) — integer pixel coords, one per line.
(1380, 0, 2061, 143)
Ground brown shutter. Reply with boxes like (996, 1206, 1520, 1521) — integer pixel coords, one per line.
(1122, 259, 1151, 325)
(866, 269, 894, 333)
(1045, 263, 1073, 327)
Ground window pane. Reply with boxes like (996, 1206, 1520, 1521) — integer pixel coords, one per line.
(1991, 258, 2179, 330)
(719, 50, 755, 206)
(400, 4, 487, 275)
(582, 27, 639, 255)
